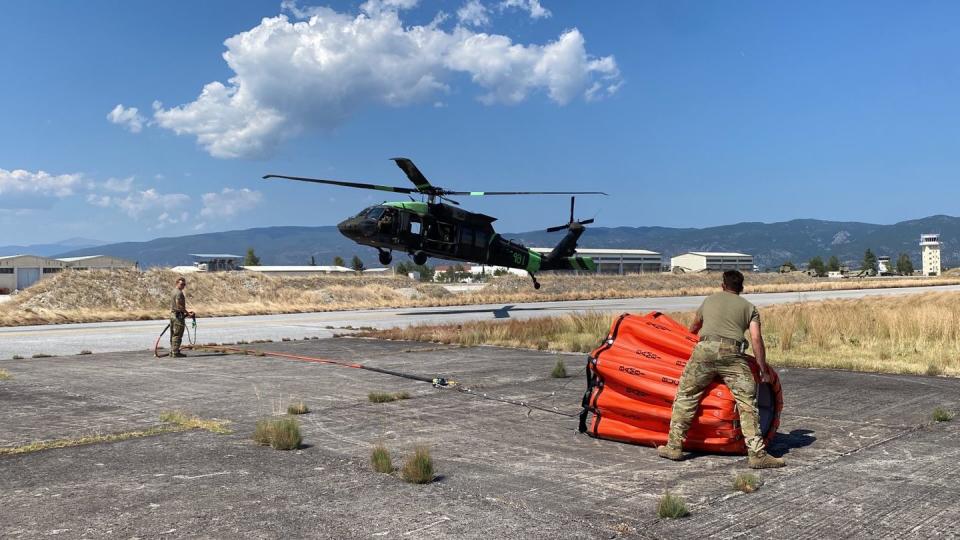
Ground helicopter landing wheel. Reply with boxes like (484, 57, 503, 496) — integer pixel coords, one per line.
(378, 250, 392, 265)
(529, 272, 541, 289)
(413, 251, 428, 266)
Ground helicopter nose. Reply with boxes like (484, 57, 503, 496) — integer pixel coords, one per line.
(337, 218, 358, 238)
(337, 217, 376, 239)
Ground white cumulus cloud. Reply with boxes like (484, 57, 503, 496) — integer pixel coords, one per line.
(499, 0, 550, 19)
(97, 188, 191, 220)
(458, 0, 490, 27)
(0, 168, 84, 209)
(106, 104, 146, 133)
(200, 188, 263, 219)
(150, 3, 620, 159)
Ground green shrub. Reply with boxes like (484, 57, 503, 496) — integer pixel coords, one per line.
(368, 391, 411, 403)
(656, 491, 689, 519)
(401, 446, 434, 484)
(371, 444, 393, 473)
(551, 359, 568, 378)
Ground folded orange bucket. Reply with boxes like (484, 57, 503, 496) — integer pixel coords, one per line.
(579, 312, 782, 454)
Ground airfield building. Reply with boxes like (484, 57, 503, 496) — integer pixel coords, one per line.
(670, 252, 754, 273)
(0, 255, 66, 292)
(529, 248, 663, 274)
(920, 234, 942, 276)
(58, 255, 137, 270)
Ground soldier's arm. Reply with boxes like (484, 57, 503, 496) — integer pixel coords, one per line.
(689, 304, 704, 334)
(749, 320, 769, 381)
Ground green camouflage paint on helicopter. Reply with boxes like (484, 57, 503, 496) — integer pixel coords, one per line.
(265, 158, 604, 288)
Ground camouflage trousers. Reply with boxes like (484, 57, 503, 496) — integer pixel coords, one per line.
(169, 316, 185, 355)
(666, 341, 765, 456)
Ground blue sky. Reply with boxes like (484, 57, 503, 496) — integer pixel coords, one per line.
(2, 1, 959, 244)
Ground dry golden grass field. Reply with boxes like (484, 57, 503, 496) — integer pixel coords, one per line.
(1, 268, 959, 329)
(366, 292, 960, 377)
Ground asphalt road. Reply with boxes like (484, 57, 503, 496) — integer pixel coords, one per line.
(1, 284, 958, 358)
(2, 339, 958, 538)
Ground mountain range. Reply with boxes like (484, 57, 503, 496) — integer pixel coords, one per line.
(0, 238, 106, 257)
(52, 215, 960, 270)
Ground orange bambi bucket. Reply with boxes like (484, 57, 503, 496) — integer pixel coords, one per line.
(579, 312, 782, 454)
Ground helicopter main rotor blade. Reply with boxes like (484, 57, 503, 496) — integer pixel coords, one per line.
(262, 174, 418, 194)
(444, 190, 609, 196)
(390, 157, 433, 192)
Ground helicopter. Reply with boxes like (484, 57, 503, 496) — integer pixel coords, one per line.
(263, 158, 606, 289)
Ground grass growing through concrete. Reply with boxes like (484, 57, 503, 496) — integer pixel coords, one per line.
(551, 359, 568, 378)
(253, 417, 302, 450)
(368, 391, 411, 403)
(733, 472, 762, 493)
(0, 411, 231, 456)
(656, 492, 690, 519)
(401, 446, 434, 484)
(932, 407, 955, 422)
(158, 410, 233, 433)
(371, 444, 393, 473)
(287, 401, 310, 415)
(0, 368, 11, 381)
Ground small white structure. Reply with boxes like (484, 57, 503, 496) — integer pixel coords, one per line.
(58, 255, 137, 270)
(920, 234, 942, 276)
(670, 252, 754, 273)
(877, 256, 892, 275)
(529, 248, 662, 274)
(241, 265, 354, 276)
(0, 255, 67, 292)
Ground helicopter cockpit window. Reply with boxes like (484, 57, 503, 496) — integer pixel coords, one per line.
(366, 208, 385, 220)
(356, 206, 377, 218)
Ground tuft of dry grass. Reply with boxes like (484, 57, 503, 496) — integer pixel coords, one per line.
(551, 358, 568, 378)
(0, 368, 11, 381)
(0, 411, 230, 456)
(368, 391, 411, 403)
(287, 401, 310, 415)
(733, 472, 762, 493)
(253, 417, 302, 450)
(31, 353, 52, 358)
(932, 407, 954, 422)
(401, 446, 435, 484)
(3, 268, 959, 327)
(371, 444, 393, 473)
(656, 491, 690, 519)
(159, 410, 232, 434)
(11, 355, 23, 360)
(77, 350, 92, 355)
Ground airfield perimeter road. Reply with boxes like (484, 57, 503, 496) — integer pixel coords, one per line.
(1, 283, 959, 358)
(1, 338, 959, 538)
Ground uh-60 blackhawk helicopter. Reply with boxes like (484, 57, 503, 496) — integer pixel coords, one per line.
(263, 158, 606, 289)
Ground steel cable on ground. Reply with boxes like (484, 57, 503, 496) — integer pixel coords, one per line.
(183, 343, 577, 418)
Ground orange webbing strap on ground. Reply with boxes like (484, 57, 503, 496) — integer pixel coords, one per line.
(579, 312, 782, 455)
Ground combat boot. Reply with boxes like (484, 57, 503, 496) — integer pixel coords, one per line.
(657, 445, 683, 461)
(748, 452, 785, 469)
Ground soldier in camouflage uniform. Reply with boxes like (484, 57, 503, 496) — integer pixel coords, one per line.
(169, 277, 194, 358)
(657, 270, 785, 469)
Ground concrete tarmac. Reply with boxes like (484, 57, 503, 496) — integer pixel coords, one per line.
(1, 338, 958, 538)
(1, 283, 959, 358)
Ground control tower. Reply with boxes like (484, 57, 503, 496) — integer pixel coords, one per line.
(920, 234, 941, 276)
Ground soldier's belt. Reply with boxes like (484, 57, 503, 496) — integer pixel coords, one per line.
(699, 335, 746, 349)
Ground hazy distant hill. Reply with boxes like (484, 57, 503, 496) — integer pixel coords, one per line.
(0, 237, 105, 257)
(54, 216, 960, 270)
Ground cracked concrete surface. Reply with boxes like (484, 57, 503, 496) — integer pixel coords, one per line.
(1, 338, 958, 538)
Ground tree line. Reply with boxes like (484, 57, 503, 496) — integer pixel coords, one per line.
(795, 250, 914, 277)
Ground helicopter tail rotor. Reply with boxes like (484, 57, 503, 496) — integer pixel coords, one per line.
(546, 196, 593, 232)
